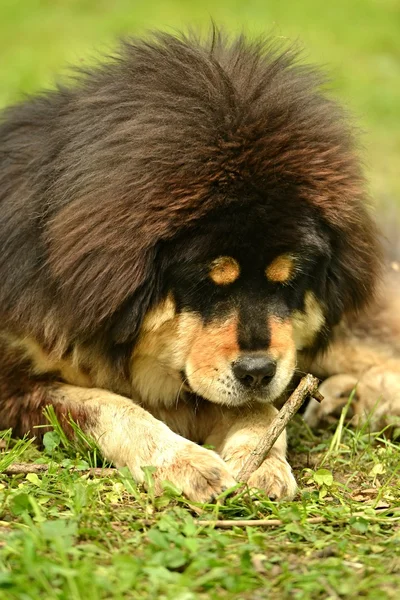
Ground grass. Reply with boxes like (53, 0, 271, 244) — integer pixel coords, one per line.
(0, 414, 399, 599)
(0, 2, 399, 598)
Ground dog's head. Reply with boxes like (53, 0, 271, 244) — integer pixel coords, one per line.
(131, 194, 379, 407)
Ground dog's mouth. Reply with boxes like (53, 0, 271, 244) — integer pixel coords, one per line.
(181, 360, 295, 407)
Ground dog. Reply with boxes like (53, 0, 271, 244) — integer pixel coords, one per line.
(0, 30, 387, 501)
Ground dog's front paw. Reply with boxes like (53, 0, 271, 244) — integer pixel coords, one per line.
(246, 455, 297, 500)
(155, 442, 237, 503)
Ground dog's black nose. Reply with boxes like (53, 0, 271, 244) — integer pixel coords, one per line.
(232, 355, 277, 388)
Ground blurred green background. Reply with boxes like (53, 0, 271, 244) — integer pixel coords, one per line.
(1, 0, 399, 205)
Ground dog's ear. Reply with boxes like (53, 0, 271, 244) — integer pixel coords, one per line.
(107, 274, 162, 344)
(323, 212, 382, 326)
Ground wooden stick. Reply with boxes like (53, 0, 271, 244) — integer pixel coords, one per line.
(139, 507, 400, 529)
(2, 463, 117, 477)
(237, 373, 321, 483)
(196, 516, 327, 528)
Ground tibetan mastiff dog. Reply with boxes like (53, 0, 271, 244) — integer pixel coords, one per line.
(0, 30, 398, 501)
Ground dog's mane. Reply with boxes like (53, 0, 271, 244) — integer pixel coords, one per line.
(0, 29, 381, 347)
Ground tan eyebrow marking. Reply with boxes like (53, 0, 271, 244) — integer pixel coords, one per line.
(209, 256, 240, 286)
(266, 254, 294, 283)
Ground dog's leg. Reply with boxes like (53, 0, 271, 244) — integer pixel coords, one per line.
(204, 403, 297, 500)
(1, 383, 236, 502)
